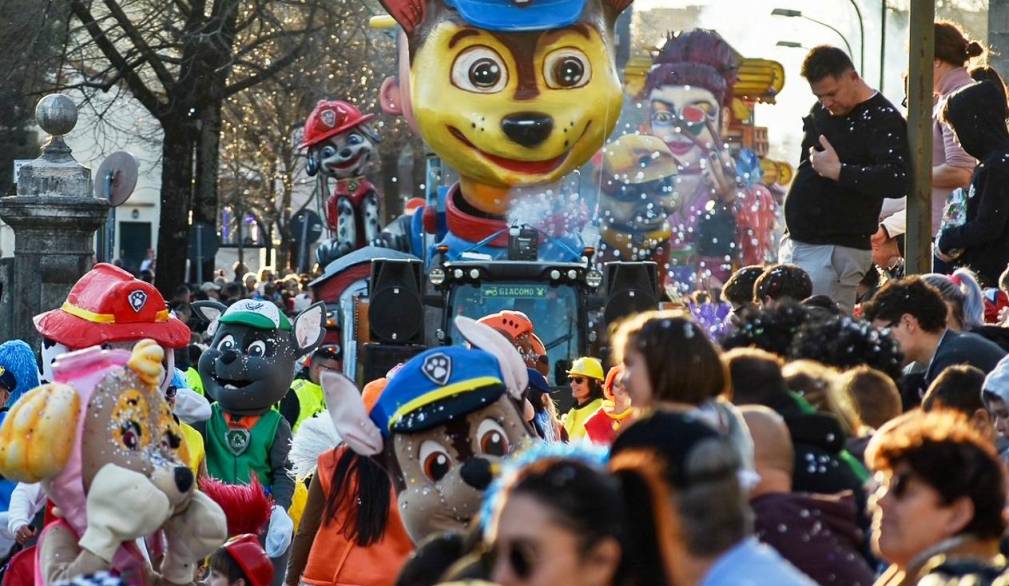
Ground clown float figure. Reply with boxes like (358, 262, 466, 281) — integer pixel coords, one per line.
(377, 0, 633, 261)
(301, 100, 383, 266)
(643, 29, 742, 289)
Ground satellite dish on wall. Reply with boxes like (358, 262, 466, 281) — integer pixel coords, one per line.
(94, 151, 139, 207)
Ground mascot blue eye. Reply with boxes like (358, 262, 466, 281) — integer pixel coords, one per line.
(348, 134, 363, 145)
(246, 340, 267, 357)
(322, 146, 336, 158)
(217, 334, 236, 351)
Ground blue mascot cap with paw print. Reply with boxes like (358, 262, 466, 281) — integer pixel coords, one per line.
(371, 346, 505, 436)
(443, 0, 588, 32)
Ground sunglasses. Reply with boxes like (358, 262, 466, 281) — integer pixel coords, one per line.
(570, 376, 586, 384)
(651, 105, 708, 126)
(495, 540, 537, 579)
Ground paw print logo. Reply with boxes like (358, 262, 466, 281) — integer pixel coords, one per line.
(422, 353, 452, 386)
(320, 109, 337, 128)
(128, 290, 148, 313)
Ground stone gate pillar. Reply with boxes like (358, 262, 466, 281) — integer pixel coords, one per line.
(0, 95, 108, 349)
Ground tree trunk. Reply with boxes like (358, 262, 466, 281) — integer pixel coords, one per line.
(380, 150, 401, 223)
(154, 120, 194, 296)
(192, 101, 223, 282)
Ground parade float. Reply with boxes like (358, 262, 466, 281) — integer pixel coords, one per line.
(308, 0, 660, 387)
(619, 29, 794, 289)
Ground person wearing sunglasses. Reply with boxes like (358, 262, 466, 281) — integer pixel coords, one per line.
(560, 357, 606, 442)
(487, 457, 630, 586)
(867, 410, 1007, 585)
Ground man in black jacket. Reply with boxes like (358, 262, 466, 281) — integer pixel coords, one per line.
(781, 46, 910, 311)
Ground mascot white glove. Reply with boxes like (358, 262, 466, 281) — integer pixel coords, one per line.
(160, 491, 228, 584)
(265, 505, 293, 558)
(79, 465, 172, 563)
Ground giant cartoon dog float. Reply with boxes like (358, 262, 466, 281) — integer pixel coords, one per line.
(377, 0, 633, 261)
(192, 299, 325, 585)
(0, 341, 227, 585)
(321, 316, 536, 543)
(301, 100, 384, 266)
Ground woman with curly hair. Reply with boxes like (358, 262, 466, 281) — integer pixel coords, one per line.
(869, 410, 1008, 584)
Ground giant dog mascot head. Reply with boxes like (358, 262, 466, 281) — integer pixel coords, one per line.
(194, 299, 326, 415)
(324, 316, 536, 542)
(378, 0, 633, 216)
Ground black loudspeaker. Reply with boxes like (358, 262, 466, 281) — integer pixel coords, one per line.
(369, 258, 425, 344)
(361, 343, 427, 385)
(603, 262, 660, 326)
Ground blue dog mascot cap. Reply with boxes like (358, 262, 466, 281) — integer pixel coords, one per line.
(371, 346, 506, 436)
(443, 0, 588, 32)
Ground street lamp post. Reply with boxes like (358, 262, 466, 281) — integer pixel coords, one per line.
(847, 0, 866, 77)
(772, 8, 861, 74)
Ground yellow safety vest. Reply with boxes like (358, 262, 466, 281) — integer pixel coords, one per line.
(179, 422, 205, 476)
(184, 367, 204, 396)
(562, 398, 604, 442)
(290, 378, 325, 433)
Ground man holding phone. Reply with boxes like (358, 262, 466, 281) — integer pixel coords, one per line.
(780, 46, 911, 311)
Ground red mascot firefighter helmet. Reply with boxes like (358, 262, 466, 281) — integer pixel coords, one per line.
(298, 100, 376, 150)
(221, 534, 274, 586)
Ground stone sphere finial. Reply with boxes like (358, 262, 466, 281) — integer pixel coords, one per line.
(36, 94, 78, 137)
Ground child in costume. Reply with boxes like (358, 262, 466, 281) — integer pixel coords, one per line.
(0, 340, 41, 556)
(192, 299, 326, 585)
(286, 376, 413, 586)
(34, 263, 209, 424)
(584, 365, 634, 445)
(208, 535, 274, 586)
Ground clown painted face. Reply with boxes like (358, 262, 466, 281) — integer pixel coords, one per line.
(647, 85, 721, 169)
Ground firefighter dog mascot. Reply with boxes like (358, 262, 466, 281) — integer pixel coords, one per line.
(301, 100, 383, 266)
(192, 299, 326, 586)
(0, 341, 227, 585)
(376, 0, 634, 261)
(33, 263, 209, 424)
